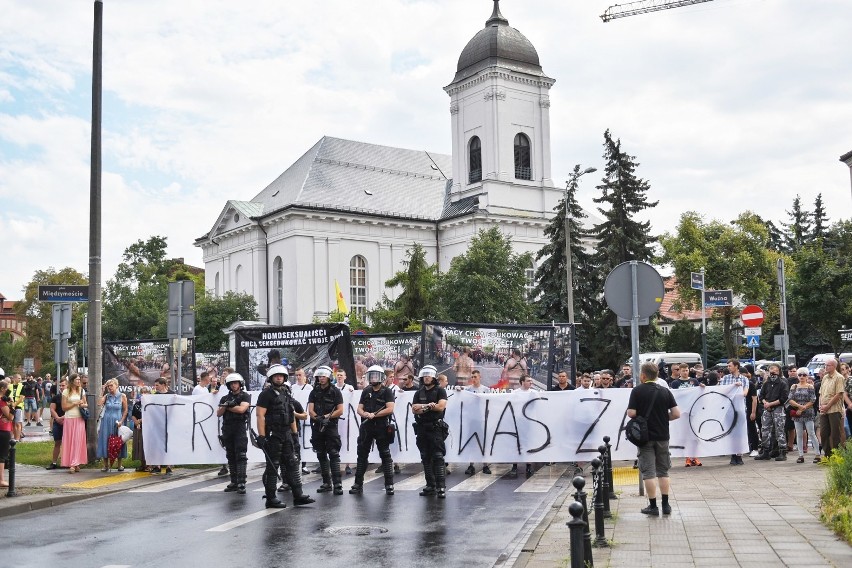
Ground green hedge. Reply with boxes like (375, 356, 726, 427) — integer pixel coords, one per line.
(821, 443, 852, 544)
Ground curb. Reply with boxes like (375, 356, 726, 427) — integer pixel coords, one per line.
(512, 489, 572, 568)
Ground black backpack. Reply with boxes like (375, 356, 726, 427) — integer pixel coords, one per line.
(625, 385, 661, 446)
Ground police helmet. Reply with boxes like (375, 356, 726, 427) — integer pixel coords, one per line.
(366, 365, 385, 385)
(225, 373, 245, 387)
(418, 365, 438, 379)
(266, 363, 289, 379)
(314, 365, 333, 383)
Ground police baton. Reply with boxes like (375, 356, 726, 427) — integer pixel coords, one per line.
(249, 428, 281, 481)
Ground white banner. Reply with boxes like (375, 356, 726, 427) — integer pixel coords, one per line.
(142, 385, 747, 465)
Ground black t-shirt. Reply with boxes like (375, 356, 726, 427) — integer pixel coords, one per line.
(308, 385, 343, 423)
(759, 377, 788, 404)
(627, 383, 677, 441)
(745, 380, 758, 412)
(51, 393, 65, 418)
(22, 380, 37, 398)
(358, 386, 395, 415)
(414, 385, 447, 424)
(550, 383, 575, 391)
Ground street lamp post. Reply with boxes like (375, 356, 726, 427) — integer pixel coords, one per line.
(564, 166, 597, 382)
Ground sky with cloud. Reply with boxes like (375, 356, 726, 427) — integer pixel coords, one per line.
(1, 0, 850, 300)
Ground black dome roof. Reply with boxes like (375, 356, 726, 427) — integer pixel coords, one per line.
(454, 1, 543, 82)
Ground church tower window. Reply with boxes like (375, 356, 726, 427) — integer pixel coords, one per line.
(514, 133, 531, 180)
(349, 255, 367, 319)
(469, 136, 482, 183)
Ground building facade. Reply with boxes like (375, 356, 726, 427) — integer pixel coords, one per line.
(195, 2, 591, 325)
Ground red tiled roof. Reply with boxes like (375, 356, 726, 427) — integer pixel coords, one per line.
(659, 276, 714, 322)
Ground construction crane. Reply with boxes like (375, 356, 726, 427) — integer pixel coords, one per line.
(601, 0, 715, 22)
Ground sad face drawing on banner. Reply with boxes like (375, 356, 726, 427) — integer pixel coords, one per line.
(688, 391, 739, 443)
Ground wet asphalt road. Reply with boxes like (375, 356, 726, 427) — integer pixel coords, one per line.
(7, 464, 569, 568)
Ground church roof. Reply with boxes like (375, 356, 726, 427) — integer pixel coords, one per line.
(250, 136, 463, 222)
(453, 1, 544, 83)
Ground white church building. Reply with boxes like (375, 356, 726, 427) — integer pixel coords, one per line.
(195, 1, 586, 325)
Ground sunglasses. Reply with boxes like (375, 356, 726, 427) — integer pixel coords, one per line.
(797, 373, 809, 377)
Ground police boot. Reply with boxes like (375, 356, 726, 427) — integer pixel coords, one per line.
(224, 458, 239, 492)
(236, 461, 247, 495)
(263, 470, 285, 507)
(317, 455, 333, 493)
(330, 453, 343, 495)
(419, 459, 435, 496)
(382, 455, 395, 495)
(350, 459, 367, 494)
(433, 455, 447, 499)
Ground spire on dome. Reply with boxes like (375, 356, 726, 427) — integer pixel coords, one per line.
(486, 0, 509, 26)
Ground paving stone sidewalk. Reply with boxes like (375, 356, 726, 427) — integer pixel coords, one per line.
(514, 455, 852, 568)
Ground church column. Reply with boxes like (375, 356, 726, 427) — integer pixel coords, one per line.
(379, 242, 393, 300)
(539, 93, 553, 187)
(314, 237, 329, 317)
(327, 238, 341, 312)
(250, 239, 269, 323)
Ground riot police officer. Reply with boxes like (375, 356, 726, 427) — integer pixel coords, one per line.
(255, 364, 315, 508)
(216, 373, 251, 495)
(307, 366, 344, 495)
(350, 365, 396, 496)
(412, 365, 449, 498)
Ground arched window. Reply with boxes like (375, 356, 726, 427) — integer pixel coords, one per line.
(274, 257, 284, 324)
(349, 255, 367, 319)
(214, 272, 220, 298)
(468, 136, 482, 183)
(234, 264, 242, 293)
(514, 133, 531, 180)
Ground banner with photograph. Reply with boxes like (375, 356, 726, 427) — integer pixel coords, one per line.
(141, 385, 748, 464)
(234, 324, 356, 391)
(195, 351, 230, 384)
(351, 332, 420, 383)
(421, 321, 557, 389)
(104, 339, 197, 394)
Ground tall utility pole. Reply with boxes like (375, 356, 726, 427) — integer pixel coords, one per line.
(564, 166, 596, 382)
(86, 0, 104, 460)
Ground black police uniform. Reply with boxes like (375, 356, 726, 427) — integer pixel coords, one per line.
(308, 383, 344, 494)
(256, 383, 313, 507)
(219, 388, 251, 494)
(351, 384, 395, 494)
(414, 383, 448, 497)
(278, 399, 306, 492)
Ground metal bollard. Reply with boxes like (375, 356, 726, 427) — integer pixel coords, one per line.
(6, 439, 18, 497)
(567, 501, 587, 568)
(603, 435, 617, 500)
(590, 457, 608, 548)
(572, 475, 594, 567)
(638, 467, 644, 497)
(598, 445, 611, 518)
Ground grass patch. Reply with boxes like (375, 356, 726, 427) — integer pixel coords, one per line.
(12, 440, 214, 470)
(820, 443, 852, 545)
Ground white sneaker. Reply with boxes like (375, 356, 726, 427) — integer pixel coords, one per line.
(749, 450, 759, 457)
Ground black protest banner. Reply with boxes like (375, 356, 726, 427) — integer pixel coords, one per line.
(234, 324, 356, 390)
(421, 321, 557, 389)
(351, 332, 420, 382)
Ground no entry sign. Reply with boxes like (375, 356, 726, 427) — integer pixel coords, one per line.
(741, 305, 764, 328)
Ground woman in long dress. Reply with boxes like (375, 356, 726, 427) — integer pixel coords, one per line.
(97, 378, 128, 471)
(61, 374, 88, 473)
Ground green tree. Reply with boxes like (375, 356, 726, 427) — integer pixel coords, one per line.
(659, 211, 778, 357)
(0, 332, 27, 374)
(812, 193, 830, 241)
(194, 291, 259, 352)
(664, 319, 701, 353)
(533, 164, 601, 323)
(439, 227, 533, 324)
(587, 130, 658, 368)
(783, 195, 811, 252)
(103, 236, 203, 340)
(789, 242, 852, 353)
(369, 243, 440, 332)
(14, 267, 88, 365)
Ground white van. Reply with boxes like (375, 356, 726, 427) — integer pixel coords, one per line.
(806, 353, 852, 373)
(626, 352, 703, 367)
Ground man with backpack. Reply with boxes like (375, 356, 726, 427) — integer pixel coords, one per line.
(627, 362, 681, 517)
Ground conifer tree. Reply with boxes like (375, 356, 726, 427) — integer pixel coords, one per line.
(812, 193, 829, 241)
(783, 195, 811, 252)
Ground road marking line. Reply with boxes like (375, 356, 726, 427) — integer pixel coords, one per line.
(514, 465, 567, 493)
(205, 508, 288, 532)
(391, 473, 427, 490)
(128, 471, 221, 493)
(449, 465, 510, 491)
(193, 470, 265, 492)
(252, 472, 322, 491)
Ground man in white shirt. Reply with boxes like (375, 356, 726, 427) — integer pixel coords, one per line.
(192, 371, 212, 396)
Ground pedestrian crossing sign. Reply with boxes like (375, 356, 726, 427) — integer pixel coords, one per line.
(746, 335, 760, 348)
